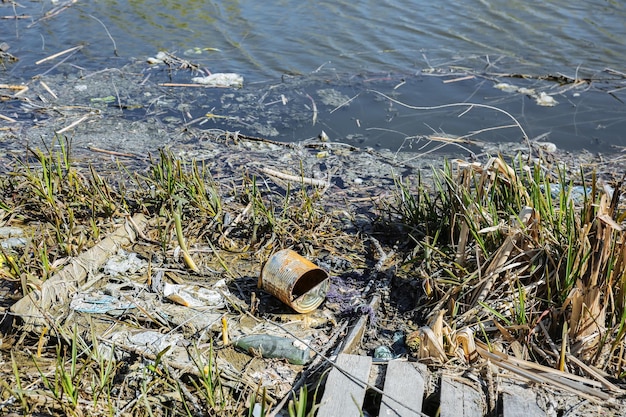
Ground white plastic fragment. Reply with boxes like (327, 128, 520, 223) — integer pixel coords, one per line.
(535, 92, 558, 106)
(0, 226, 24, 238)
(494, 83, 518, 93)
(191, 73, 243, 88)
(147, 51, 169, 64)
(103, 249, 148, 276)
(163, 279, 228, 308)
(105, 329, 186, 358)
(252, 403, 264, 417)
(0, 237, 28, 249)
(292, 339, 308, 351)
(494, 82, 558, 106)
(70, 292, 135, 314)
(535, 142, 557, 153)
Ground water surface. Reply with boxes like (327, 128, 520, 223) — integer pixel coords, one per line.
(1, 0, 625, 153)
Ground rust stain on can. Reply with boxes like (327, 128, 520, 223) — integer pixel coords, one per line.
(260, 249, 329, 313)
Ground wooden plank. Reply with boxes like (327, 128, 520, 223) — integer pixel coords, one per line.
(440, 374, 485, 417)
(339, 295, 381, 354)
(502, 383, 545, 417)
(317, 354, 372, 417)
(379, 360, 426, 417)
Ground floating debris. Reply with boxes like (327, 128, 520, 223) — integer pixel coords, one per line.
(535, 91, 558, 106)
(146, 50, 170, 64)
(317, 88, 351, 108)
(494, 82, 518, 93)
(191, 73, 244, 88)
(495, 82, 558, 106)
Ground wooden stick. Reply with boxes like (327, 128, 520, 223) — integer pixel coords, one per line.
(35, 45, 83, 65)
(566, 353, 622, 392)
(0, 84, 28, 91)
(0, 113, 17, 123)
(0, 15, 31, 20)
(88, 146, 142, 159)
(260, 167, 330, 187)
(159, 83, 230, 88)
(39, 80, 57, 99)
(443, 75, 475, 83)
(476, 342, 615, 402)
(305, 93, 317, 126)
(56, 115, 90, 134)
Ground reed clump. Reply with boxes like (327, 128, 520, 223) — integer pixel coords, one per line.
(389, 155, 626, 376)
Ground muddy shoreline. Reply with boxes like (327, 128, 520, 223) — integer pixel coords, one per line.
(2, 58, 626, 416)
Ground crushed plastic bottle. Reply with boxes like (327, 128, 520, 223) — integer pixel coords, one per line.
(233, 334, 312, 365)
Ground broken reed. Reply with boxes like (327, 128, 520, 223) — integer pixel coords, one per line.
(391, 156, 626, 373)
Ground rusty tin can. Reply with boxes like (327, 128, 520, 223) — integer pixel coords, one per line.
(260, 249, 329, 313)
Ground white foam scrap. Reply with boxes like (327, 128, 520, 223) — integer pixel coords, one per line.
(192, 73, 243, 88)
(535, 92, 558, 106)
(494, 83, 518, 93)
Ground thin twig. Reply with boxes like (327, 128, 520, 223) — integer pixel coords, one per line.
(55, 115, 90, 134)
(88, 146, 143, 159)
(159, 83, 231, 88)
(329, 92, 360, 114)
(35, 45, 83, 65)
(443, 75, 476, 83)
(27, 0, 77, 28)
(38, 47, 84, 77)
(0, 114, 17, 123)
(39, 80, 57, 99)
(88, 14, 118, 56)
(368, 89, 530, 148)
(259, 167, 330, 187)
(305, 93, 318, 126)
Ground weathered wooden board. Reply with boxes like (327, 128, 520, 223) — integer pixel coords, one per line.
(379, 360, 426, 417)
(501, 383, 545, 417)
(339, 295, 381, 354)
(440, 374, 485, 417)
(317, 353, 372, 417)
